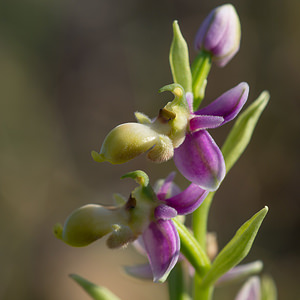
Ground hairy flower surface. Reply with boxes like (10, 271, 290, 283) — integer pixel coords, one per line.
(54, 171, 207, 282)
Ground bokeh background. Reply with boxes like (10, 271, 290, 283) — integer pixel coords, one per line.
(0, 0, 299, 299)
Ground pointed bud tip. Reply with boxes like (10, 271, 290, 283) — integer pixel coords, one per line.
(91, 150, 105, 163)
(53, 223, 63, 240)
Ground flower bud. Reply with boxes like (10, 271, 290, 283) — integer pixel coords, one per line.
(194, 4, 241, 67)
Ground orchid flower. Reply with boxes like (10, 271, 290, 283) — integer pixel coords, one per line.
(174, 82, 249, 190)
(92, 82, 248, 191)
(54, 171, 208, 282)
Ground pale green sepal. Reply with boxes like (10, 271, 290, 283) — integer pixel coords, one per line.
(134, 111, 152, 124)
(121, 170, 149, 187)
(191, 50, 212, 111)
(169, 21, 192, 93)
(173, 218, 210, 276)
(222, 91, 270, 173)
(70, 274, 121, 300)
(201, 207, 268, 287)
(261, 275, 277, 300)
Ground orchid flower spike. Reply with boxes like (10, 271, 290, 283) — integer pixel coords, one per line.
(92, 82, 248, 191)
(54, 171, 208, 283)
(194, 4, 241, 67)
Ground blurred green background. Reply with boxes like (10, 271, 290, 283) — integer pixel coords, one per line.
(0, 0, 299, 299)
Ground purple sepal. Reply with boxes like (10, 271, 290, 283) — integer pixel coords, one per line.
(235, 276, 261, 300)
(155, 204, 178, 220)
(156, 172, 179, 201)
(190, 115, 224, 131)
(123, 264, 153, 280)
(142, 220, 180, 282)
(174, 130, 225, 191)
(163, 184, 208, 215)
(195, 82, 249, 125)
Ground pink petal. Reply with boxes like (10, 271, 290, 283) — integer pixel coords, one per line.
(155, 204, 178, 220)
(195, 82, 249, 125)
(190, 115, 224, 131)
(163, 183, 208, 215)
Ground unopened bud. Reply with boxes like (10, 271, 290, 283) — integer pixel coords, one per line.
(194, 4, 241, 67)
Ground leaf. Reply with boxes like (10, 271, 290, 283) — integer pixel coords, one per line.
(169, 21, 192, 93)
(201, 207, 268, 286)
(222, 91, 270, 173)
(70, 274, 121, 300)
(173, 218, 210, 276)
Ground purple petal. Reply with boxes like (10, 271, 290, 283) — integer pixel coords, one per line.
(163, 183, 208, 215)
(156, 172, 181, 200)
(195, 82, 249, 125)
(186, 92, 194, 113)
(123, 264, 153, 280)
(190, 115, 224, 131)
(174, 130, 225, 191)
(235, 277, 261, 300)
(143, 220, 180, 282)
(155, 204, 178, 220)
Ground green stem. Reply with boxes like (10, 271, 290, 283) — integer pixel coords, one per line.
(191, 50, 212, 111)
(173, 218, 210, 277)
(192, 192, 215, 250)
(194, 276, 214, 300)
(168, 263, 186, 300)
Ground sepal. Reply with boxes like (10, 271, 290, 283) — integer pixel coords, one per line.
(169, 21, 192, 92)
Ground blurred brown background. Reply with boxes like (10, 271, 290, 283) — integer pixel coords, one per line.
(0, 0, 299, 299)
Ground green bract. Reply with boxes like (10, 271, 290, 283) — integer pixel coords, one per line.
(169, 21, 192, 93)
(70, 274, 121, 300)
(222, 91, 270, 172)
(201, 207, 268, 287)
